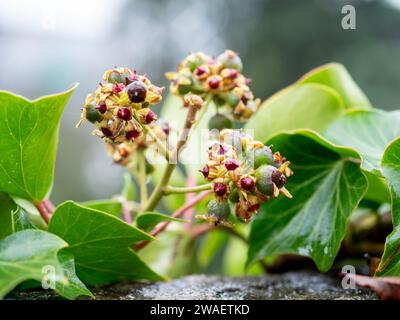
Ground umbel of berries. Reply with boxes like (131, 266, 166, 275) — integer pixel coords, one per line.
(165, 50, 261, 125)
(76, 67, 165, 165)
(198, 129, 293, 224)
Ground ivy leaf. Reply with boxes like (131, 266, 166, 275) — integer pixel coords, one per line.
(48, 201, 164, 286)
(80, 199, 122, 218)
(325, 110, 400, 174)
(245, 83, 345, 142)
(136, 212, 186, 232)
(0, 84, 78, 201)
(375, 138, 400, 276)
(297, 63, 372, 109)
(0, 229, 91, 300)
(0, 193, 36, 240)
(247, 130, 368, 272)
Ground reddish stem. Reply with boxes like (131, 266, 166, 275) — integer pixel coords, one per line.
(183, 177, 196, 231)
(43, 199, 55, 214)
(122, 201, 132, 224)
(134, 190, 212, 251)
(35, 201, 51, 224)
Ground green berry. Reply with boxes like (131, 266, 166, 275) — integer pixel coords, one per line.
(207, 199, 230, 219)
(251, 146, 275, 169)
(254, 165, 276, 196)
(86, 102, 103, 123)
(208, 114, 233, 131)
(108, 70, 130, 84)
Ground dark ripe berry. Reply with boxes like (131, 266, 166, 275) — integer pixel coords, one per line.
(199, 165, 209, 178)
(101, 127, 113, 137)
(145, 110, 157, 124)
(195, 66, 207, 77)
(240, 176, 255, 191)
(208, 114, 233, 131)
(252, 146, 275, 169)
(224, 158, 239, 171)
(127, 81, 147, 103)
(254, 165, 275, 196)
(271, 170, 286, 188)
(86, 102, 103, 123)
(96, 101, 107, 114)
(208, 76, 220, 89)
(117, 107, 132, 121)
(214, 182, 228, 197)
(207, 199, 230, 219)
(125, 129, 140, 140)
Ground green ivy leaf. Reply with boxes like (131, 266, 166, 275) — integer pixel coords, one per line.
(0, 84, 78, 201)
(375, 138, 400, 276)
(325, 110, 400, 174)
(245, 84, 345, 142)
(0, 229, 91, 300)
(247, 130, 368, 271)
(48, 201, 163, 286)
(136, 212, 186, 232)
(80, 199, 122, 218)
(297, 63, 372, 109)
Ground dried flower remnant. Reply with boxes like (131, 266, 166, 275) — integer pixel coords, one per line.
(197, 129, 293, 225)
(165, 50, 261, 125)
(76, 67, 165, 165)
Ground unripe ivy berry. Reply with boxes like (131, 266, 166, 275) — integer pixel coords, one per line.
(85, 103, 103, 123)
(207, 199, 230, 219)
(214, 182, 228, 197)
(224, 158, 239, 171)
(117, 107, 132, 121)
(254, 165, 276, 196)
(240, 176, 255, 191)
(208, 114, 233, 131)
(252, 146, 275, 169)
(108, 70, 130, 84)
(228, 187, 239, 203)
(101, 127, 113, 137)
(96, 101, 107, 114)
(127, 81, 147, 103)
(125, 129, 140, 140)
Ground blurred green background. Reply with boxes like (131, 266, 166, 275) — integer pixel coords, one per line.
(0, 0, 399, 204)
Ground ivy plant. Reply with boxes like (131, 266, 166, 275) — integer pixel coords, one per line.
(0, 51, 399, 300)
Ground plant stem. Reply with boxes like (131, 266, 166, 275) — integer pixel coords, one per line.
(122, 200, 132, 224)
(138, 151, 148, 204)
(143, 102, 201, 212)
(134, 190, 212, 251)
(132, 112, 171, 162)
(185, 94, 212, 145)
(34, 200, 51, 224)
(163, 183, 212, 195)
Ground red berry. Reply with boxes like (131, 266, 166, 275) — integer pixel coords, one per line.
(96, 101, 107, 114)
(224, 158, 239, 171)
(199, 165, 209, 178)
(127, 81, 147, 103)
(229, 69, 238, 79)
(218, 145, 227, 155)
(145, 110, 157, 124)
(240, 177, 255, 191)
(214, 183, 227, 197)
(113, 83, 125, 93)
(195, 66, 207, 77)
(117, 107, 132, 121)
(101, 127, 113, 137)
(125, 129, 140, 140)
(208, 77, 220, 89)
(248, 203, 260, 212)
